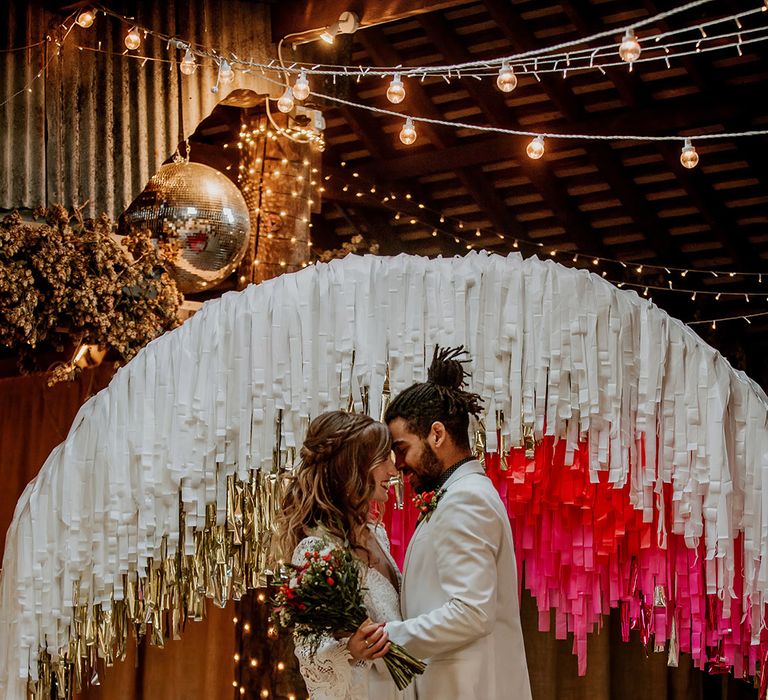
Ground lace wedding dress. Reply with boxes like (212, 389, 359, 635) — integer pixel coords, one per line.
(291, 524, 416, 700)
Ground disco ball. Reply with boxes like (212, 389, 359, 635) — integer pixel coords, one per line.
(119, 161, 250, 294)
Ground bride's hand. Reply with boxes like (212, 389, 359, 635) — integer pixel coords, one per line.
(346, 621, 390, 660)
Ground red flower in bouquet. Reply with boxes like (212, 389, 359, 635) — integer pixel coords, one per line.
(271, 543, 426, 690)
(412, 488, 445, 524)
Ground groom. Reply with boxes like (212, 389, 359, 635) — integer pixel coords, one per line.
(383, 346, 532, 700)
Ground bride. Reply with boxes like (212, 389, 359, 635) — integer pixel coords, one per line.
(274, 411, 415, 700)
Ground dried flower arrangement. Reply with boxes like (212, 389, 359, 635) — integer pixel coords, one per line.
(0, 205, 183, 383)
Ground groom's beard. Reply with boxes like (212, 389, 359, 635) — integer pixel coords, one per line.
(409, 441, 444, 493)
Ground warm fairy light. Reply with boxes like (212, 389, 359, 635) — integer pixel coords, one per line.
(293, 70, 310, 100)
(180, 49, 197, 75)
(277, 662, 286, 671)
(76, 10, 95, 28)
(277, 86, 294, 113)
(619, 28, 641, 63)
(124, 27, 141, 50)
(250, 659, 258, 667)
(399, 117, 417, 145)
(496, 61, 518, 92)
(219, 60, 235, 85)
(233, 617, 238, 624)
(526, 135, 545, 159)
(233, 681, 238, 688)
(234, 653, 240, 661)
(680, 138, 699, 169)
(243, 622, 251, 632)
(386, 75, 406, 104)
(261, 690, 270, 698)
(239, 688, 245, 696)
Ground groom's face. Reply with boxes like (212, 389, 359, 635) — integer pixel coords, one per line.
(388, 417, 444, 493)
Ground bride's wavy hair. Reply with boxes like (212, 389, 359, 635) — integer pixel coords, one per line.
(273, 411, 391, 563)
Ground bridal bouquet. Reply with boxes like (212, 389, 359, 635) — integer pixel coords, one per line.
(271, 543, 426, 690)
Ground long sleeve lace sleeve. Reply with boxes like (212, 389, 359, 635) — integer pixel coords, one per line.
(291, 537, 362, 700)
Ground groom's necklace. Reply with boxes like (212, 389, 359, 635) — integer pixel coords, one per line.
(428, 455, 475, 493)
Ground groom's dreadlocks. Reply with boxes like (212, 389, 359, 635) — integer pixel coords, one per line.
(384, 345, 483, 449)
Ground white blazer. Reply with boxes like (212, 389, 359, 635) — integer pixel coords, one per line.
(385, 461, 532, 700)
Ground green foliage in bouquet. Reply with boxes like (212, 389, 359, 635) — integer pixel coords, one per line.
(0, 205, 183, 382)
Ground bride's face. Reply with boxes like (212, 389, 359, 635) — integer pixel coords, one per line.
(369, 453, 398, 504)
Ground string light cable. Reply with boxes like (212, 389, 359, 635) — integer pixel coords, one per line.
(90, 0, 766, 80)
(687, 310, 768, 327)
(321, 163, 768, 287)
(324, 160, 768, 279)
(0, 14, 78, 108)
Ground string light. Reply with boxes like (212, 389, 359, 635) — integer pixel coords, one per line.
(124, 27, 141, 51)
(78, 2, 768, 91)
(688, 311, 768, 326)
(76, 10, 95, 28)
(526, 135, 545, 159)
(680, 137, 699, 168)
(219, 59, 235, 85)
(496, 61, 518, 92)
(62, 12, 768, 153)
(180, 49, 196, 75)
(399, 117, 417, 145)
(386, 75, 406, 104)
(293, 69, 310, 101)
(324, 156, 768, 299)
(277, 86, 295, 113)
(619, 28, 641, 63)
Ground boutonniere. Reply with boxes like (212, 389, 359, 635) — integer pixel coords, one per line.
(413, 488, 445, 524)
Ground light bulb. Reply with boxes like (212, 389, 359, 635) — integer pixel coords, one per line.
(180, 49, 196, 75)
(399, 117, 417, 145)
(219, 60, 234, 85)
(526, 135, 545, 159)
(293, 70, 310, 100)
(619, 28, 641, 63)
(76, 10, 95, 28)
(387, 75, 406, 104)
(496, 61, 517, 93)
(124, 28, 141, 51)
(680, 138, 699, 169)
(277, 86, 295, 113)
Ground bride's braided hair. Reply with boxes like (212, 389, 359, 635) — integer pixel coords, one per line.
(273, 411, 391, 563)
(384, 345, 483, 448)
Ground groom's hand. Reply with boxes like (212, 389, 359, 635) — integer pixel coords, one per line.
(347, 621, 391, 660)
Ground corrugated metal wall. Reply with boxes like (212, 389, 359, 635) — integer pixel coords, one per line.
(1, 0, 278, 219)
